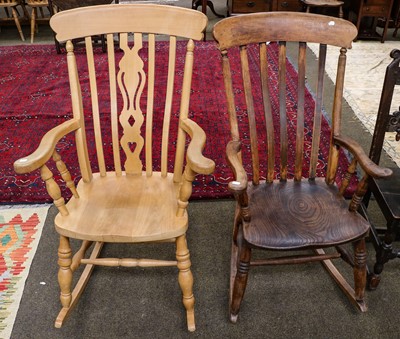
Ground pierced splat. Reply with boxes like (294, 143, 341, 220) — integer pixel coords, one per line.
(118, 33, 146, 175)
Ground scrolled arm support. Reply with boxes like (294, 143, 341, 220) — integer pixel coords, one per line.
(349, 174, 369, 212)
(180, 118, 215, 175)
(53, 150, 79, 199)
(177, 166, 196, 217)
(226, 140, 248, 193)
(41, 164, 69, 216)
(226, 140, 251, 221)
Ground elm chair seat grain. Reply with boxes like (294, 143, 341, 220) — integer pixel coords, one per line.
(361, 49, 400, 290)
(14, 4, 214, 332)
(213, 12, 392, 323)
(245, 178, 371, 249)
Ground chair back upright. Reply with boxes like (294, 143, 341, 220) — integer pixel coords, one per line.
(50, 4, 207, 184)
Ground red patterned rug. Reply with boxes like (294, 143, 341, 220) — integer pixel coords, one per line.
(0, 205, 49, 338)
(0, 42, 354, 203)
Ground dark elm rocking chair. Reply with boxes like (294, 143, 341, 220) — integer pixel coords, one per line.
(213, 12, 393, 322)
(362, 49, 400, 290)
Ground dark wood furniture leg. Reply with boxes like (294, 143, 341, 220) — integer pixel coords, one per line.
(192, 0, 225, 18)
(369, 219, 400, 289)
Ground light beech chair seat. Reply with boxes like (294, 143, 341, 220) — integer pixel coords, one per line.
(55, 172, 187, 242)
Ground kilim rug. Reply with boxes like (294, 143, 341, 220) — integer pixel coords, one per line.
(0, 205, 49, 338)
(0, 42, 355, 203)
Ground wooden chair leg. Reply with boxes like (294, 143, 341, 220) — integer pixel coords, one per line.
(11, 7, 25, 41)
(30, 8, 36, 43)
(176, 234, 195, 332)
(55, 241, 103, 328)
(339, 6, 343, 18)
(316, 247, 367, 312)
(57, 235, 73, 310)
(353, 238, 367, 304)
(230, 226, 251, 323)
(229, 227, 239, 315)
(368, 221, 400, 289)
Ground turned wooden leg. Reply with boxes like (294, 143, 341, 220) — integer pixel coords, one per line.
(339, 6, 343, 18)
(353, 238, 367, 306)
(369, 220, 400, 289)
(176, 234, 195, 332)
(11, 8, 25, 42)
(230, 227, 251, 323)
(30, 8, 36, 43)
(58, 235, 73, 310)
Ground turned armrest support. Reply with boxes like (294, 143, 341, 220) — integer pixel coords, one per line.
(180, 118, 215, 175)
(226, 140, 248, 193)
(334, 135, 393, 179)
(13, 119, 80, 174)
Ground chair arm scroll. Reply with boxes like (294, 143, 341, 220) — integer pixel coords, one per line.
(334, 135, 393, 179)
(226, 140, 248, 193)
(13, 119, 80, 174)
(180, 118, 215, 175)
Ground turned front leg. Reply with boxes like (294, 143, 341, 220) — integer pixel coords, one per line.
(230, 236, 251, 323)
(353, 238, 367, 303)
(176, 234, 195, 332)
(58, 235, 73, 308)
(370, 220, 400, 289)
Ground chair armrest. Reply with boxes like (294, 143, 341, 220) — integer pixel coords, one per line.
(14, 119, 80, 174)
(334, 134, 393, 178)
(180, 118, 215, 175)
(226, 140, 248, 192)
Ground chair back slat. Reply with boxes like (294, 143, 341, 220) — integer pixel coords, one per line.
(240, 46, 260, 184)
(85, 36, 106, 177)
(259, 42, 275, 183)
(107, 33, 122, 176)
(278, 42, 288, 181)
(161, 36, 176, 178)
(145, 33, 156, 177)
(294, 42, 306, 181)
(118, 32, 146, 175)
(309, 44, 327, 179)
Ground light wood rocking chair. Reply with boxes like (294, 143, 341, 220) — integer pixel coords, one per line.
(213, 12, 392, 323)
(14, 4, 214, 332)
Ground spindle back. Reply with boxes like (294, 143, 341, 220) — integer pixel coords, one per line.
(213, 12, 357, 185)
(50, 4, 207, 183)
